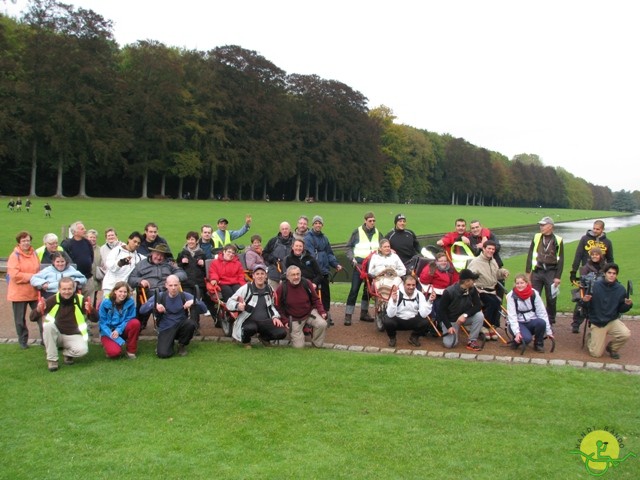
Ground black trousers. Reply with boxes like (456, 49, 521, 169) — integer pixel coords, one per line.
(383, 314, 428, 338)
(156, 319, 196, 358)
(241, 318, 288, 344)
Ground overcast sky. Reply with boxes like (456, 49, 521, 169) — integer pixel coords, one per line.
(4, 0, 638, 192)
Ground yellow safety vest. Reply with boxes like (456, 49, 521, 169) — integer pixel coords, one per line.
(353, 226, 380, 260)
(212, 231, 231, 249)
(45, 293, 88, 341)
(530, 233, 563, 269)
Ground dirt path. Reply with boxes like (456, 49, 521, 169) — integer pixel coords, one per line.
(2, 279, 638, 368)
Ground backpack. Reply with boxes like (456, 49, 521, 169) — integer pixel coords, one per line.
(513, 291, 537, 316)
(397, 290, 420, 308)
(154, 290, 187, 325)
(278, 278, 314, 308)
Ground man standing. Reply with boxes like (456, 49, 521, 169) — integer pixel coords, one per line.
(33, 277, 90, 372)
(292, 215, 309, 241)
(103, 232, 144, 295)
(468, 220, 504, 267)
(61, 221, 94, 292)
(438, 269, 484, 351)
(227, 264, 287, 348)
(385, 213, 421, 268)
(276, 266, 327, 349)
(525, 216, 564, 324)
(138, 222, 170, 257)
(140, 275, 206, 358)
(263, 221, 294, 289)
(437, 218, 470, 256)
(304, 215, 343, 326)
(582, 263, 632, 359)
(468, 241, 509, 340)
(212, 216, 252, 251)
(199, 224, 215, 259)
(570, 220, 614, 284)
(384, 276, 433, 348)
(344, 211, 380, 325)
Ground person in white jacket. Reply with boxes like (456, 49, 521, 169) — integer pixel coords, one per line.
(102, 232, 144, 295)
(384, 275, 435, 348)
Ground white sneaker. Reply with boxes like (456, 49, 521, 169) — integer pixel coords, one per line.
(481, 327, 490, 336)
(204, 310, 211, 317)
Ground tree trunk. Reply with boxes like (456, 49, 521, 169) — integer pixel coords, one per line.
(294, 171, 301, 201)
(178, 177, 184, 199)
(54, 157, 64, 198)
(141, 166, 149, 199)
(262, 179, 267, 200)
(209, 169, 215, 199)
(223, 173, 229, 198)
(304, 172, 310, 199)
(249, 182, 255, 200)
(323, 181, 328, 202)
(77, 161, 88, 198)
(194, 178, 200, 200)
(237, 183, 242, 200)
(160, 175, 166, 197)
(29, 140, 38, 197)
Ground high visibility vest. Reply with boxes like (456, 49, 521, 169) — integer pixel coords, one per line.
(530, 233, 563, 269)
(35, 245, 64, 261)
(45, 293, 88, 341)
(212, 231, 231, 249)
(353, 226, 380, 260)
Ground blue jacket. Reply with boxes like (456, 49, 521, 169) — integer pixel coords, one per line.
(304, 230, 339, 275)
(30, 265, 87, 295)
(587, 278, 631, 327)
(99, 297, 137, 346)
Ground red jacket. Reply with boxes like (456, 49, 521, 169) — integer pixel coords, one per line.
(208, 253, 246, 286)
(419, 263, 459, 290)
(440, 231, 470, 256)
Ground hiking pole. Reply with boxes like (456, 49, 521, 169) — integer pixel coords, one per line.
(423, 285, 441, 337)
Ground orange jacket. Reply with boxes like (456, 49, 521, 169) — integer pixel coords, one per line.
(7, 246, 40, 302)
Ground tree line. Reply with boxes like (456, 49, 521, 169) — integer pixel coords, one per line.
(0, 0, 635, 210)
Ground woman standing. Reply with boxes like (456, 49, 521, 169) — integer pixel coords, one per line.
(98, 281, 141, 359)
(7, 231, 41, 348)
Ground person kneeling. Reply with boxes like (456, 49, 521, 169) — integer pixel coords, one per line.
(31, 277, 90, 372)
(276, 265, 328, 348)
(99, 281, 141, 359)
(384, 275, 434, 348)
(227, 264, 287, 348)
(139, 275, 206, 358)
(506, 274, 553, 353)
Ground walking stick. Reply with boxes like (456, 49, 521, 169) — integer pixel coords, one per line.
(423, 286, 441, 337)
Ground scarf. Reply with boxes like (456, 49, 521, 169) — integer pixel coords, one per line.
(513, 283, 533, 300)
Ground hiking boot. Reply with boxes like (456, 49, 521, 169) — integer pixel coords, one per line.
(126, 352, 137, 359)
(359, 313, 374, 322)
(177, 344, 188, 357)
(571, 325, 580, 334)
(344, 314, 352, 326)
(605, 342, 620, 359)
(259, 336, 272, 347)
(47, 360, 58, 372)
(534, 345, 545, 353)
(327, 313, 334, 327)
(466, 340, 481, 352)
(63, 356, 74, 365)
(388, 337, 397, 347)
(408, 334, 421, 347)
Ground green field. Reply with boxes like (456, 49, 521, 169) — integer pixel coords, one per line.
(2, 198, 637, 315)
(1, 342, 638, 479)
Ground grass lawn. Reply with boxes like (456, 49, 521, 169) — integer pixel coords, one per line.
(1, 342, 639, 479)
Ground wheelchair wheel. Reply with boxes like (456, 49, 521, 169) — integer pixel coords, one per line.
(219, 311, 233, 337)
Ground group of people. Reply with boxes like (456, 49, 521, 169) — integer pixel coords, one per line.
(5, 212, 633, 372)
(7, 197, 32, 213)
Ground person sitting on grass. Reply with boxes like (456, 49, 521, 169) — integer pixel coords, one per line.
(98, 281, 141, 359)
(384, 275, 435, 348)
(30, 252, 87, 299)
(32, 277, 90, 372)
(505, 273, 553, 353)
(227, 264, 287, 348)
(438, 269, 484, 351)
(582, 263, 632, 360)
(139, 275, 206, 358)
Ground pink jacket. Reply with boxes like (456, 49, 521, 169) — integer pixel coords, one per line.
(7, 246, 40, 302)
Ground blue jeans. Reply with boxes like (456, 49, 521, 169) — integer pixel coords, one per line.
(517, 317, 546, 347)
